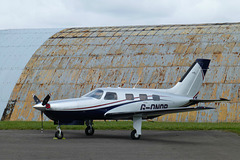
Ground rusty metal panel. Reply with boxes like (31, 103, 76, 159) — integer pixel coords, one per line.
(3, 23, 240, 122)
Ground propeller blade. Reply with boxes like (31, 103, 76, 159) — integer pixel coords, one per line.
(33, 94, 41, 104)
(42, 94, 51, 106)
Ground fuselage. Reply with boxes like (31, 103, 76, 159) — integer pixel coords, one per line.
(34, 88, 191, 122)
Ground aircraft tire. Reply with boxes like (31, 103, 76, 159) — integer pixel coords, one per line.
(131, 129, 141, 140)
(55, 131, 64, 139)
(85, 126, 94, 136)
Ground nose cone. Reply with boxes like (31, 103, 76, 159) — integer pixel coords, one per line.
(33, 103, 45, 111)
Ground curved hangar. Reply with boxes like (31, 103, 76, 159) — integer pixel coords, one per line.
(1, 23, 239, 122)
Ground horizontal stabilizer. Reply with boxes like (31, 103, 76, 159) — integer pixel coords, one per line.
(181, 98, 230, 107)
(187, 98, 230, 106)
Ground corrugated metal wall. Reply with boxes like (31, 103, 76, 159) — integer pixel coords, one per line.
(4, 23, 240, 122)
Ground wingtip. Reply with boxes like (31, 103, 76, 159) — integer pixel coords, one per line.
(220, 98, 230, 101)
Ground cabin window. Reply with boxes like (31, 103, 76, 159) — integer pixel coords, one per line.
(139, 94, 148, 101)
(152, 95, 160, 101)
(104, 92, 118, 100)
(125, 94, 134, 100)
(85, 89, 104, 99)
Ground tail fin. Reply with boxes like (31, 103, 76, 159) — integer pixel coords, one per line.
(168, 59, 210, 98)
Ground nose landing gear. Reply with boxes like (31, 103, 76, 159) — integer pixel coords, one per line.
(55, 125, 64, 139)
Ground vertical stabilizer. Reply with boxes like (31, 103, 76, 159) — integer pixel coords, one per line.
(167, 59, 211, 98)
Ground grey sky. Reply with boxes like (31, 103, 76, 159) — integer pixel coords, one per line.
(0, 0, 240, 29)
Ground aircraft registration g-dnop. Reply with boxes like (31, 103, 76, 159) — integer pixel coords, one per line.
(33, 59, 229, 140)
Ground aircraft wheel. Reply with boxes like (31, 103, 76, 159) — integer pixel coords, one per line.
(55, 130, 64, 139)
(85, 126, 94, 136)
(131, 129, 141, 140)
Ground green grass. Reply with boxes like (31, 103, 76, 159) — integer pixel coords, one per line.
(0, 121, 239, 135)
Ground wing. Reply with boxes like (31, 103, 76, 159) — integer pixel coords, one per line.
(105, 106, 215, 119)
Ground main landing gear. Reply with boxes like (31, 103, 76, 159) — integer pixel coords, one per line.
(85, 120, 94, 136)
(131, 115, 142, 140)
(54, 120, 95, 139)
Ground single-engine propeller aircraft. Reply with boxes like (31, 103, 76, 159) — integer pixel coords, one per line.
(33, 59, 229, 139)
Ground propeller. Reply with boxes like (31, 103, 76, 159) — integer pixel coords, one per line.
(33, 93, 51, 133)
(41, 93, 51, 132)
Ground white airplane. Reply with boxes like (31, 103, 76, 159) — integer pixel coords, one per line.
(33, 59, 228, 140)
